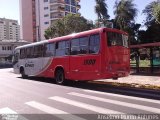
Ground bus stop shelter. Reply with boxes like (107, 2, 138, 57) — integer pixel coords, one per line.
(130, 42, 160, 74)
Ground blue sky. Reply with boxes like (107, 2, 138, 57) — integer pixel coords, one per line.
(0, 0, 154, 25)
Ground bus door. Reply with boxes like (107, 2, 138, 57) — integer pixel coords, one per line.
(70, 34, 101, 80)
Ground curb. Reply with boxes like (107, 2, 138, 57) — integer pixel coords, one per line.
(89, 81, 160, 91)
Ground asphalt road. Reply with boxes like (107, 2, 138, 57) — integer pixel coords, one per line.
(0, 68, 160, 120)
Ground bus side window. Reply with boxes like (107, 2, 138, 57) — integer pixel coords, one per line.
(71, 38, 80, 55)
(34, 45, 43, 58)
(20, 48, 26, 59)
(26, 47, 33, 58)
(55, 40, 69, 56)
(79, 37, 89, 54)
(89, 34, 100, 54)
(44, 43, 55, 57)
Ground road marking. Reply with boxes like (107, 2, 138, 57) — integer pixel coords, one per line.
(25, 101, 86, 120)
(68, 92, 160, 114)
(49, 96, 124, 114)
(83, 90, 160, 104)
(0, 107, 17, 114)
(0, 107, 28, 120)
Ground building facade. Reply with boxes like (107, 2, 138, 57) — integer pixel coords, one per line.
(0, 18, 20, 41)
(0, 40, 29, 64)
(20, 0, 81, 42)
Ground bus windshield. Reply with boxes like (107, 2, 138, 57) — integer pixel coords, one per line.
(107, 32, 128, 48)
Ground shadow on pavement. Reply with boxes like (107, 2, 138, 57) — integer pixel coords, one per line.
(19, 76, 160, 100)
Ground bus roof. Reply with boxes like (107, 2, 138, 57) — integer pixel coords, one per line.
(15, 27, 127, 50)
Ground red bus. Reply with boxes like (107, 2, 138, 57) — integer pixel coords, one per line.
(13, 27, 130, 84)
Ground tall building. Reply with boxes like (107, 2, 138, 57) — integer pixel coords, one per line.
(0, 18, 20, 41)
(20, 0, 81, 42)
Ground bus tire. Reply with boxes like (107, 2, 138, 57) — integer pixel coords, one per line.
(112, 77, 118, 80)
(20, 68, 28, 79)
(55, 69, 65, 85)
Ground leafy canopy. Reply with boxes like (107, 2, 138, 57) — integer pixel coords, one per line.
(44, 14, 94, 39)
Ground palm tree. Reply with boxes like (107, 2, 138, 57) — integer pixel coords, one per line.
(143, 0, 160, 25)
(95, 0, 109, 27)
(114, 0, 138, 31)
(153, 3, 160, 24)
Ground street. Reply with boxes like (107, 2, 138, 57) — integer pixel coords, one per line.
(0, 68, 160, 120)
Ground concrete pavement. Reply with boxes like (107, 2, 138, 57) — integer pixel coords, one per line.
(91, 74, 160, 90)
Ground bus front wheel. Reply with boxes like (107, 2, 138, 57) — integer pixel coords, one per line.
(20, 68, 28, 79)
(55, 69, 65, 85)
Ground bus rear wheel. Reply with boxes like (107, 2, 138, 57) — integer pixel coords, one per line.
(55, 69, 65, 85)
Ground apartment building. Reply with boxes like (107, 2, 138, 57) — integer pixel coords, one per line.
(0, 18, 20, 41)
(0, 40, 29, 64)
(20, 0, 81, 42)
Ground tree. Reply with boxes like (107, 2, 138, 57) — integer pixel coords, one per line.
(95, 0, 110, 27)
(64, 14, 94, 34)
(143, 0, 160, 26)
(153, 2, 160, 24)
(114, 0, 138, 31)
(129, 23, 141, 45)
(44, 27, 56, 39)
(141, 0, 160, 44)
(44, 14, 94, 39)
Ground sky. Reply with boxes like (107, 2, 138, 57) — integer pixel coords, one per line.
(0, 0, 155, 26)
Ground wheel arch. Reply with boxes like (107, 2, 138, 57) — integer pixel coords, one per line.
(19, 66, 25, 74)
(54, 66, 65, 77)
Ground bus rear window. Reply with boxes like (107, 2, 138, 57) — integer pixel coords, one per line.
(107, 32, 128, 48)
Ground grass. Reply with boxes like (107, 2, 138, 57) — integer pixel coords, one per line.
(130, 60, 150, 67)
(90, 81, 160, 90)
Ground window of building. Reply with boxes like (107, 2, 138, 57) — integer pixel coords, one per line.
(7, 46, 12, 50)
(44, 14, 49, 17)
(71, 7, 76, 13)
(65, 12, 69, 16)
(71, 0, 75, 6)
(55, 40, 70, 56)
(44, 22, 49, 24)
(89, 34, 100, 54)
(65, 0, 70, 4)
(44, 7, 49, 10)
(44, 0, 48, 2)
(2, 46, 6, 51)
(65, 5, 70, 12)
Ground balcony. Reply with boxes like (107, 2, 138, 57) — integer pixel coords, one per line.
(50, 13, 64, 20)
(58, 0, 65, 4)
(75, 0, 80, 2)
(50, 0, 65, 4)
(76, 4, 81, 9)
(58, 5, 65, 11)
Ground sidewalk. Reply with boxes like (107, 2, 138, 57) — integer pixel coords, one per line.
(91, 75, 160, 90)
